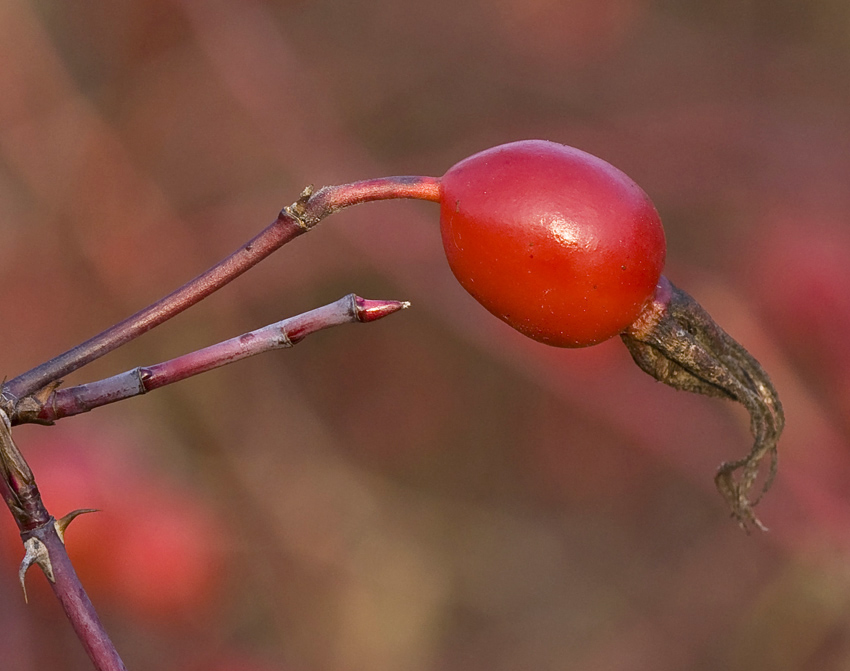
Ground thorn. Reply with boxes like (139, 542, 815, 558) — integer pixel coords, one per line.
(55, 509, 99, 544)
(19, 537, 54, 602)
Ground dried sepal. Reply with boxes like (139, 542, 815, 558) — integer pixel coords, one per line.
(622, 277, 784, 531)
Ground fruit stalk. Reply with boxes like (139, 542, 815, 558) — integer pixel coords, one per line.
(1, 176, 439, 406)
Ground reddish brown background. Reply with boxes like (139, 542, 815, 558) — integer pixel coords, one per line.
(1, 1, 849, 669)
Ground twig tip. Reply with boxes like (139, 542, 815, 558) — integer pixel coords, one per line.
(353, 296, 411, 323)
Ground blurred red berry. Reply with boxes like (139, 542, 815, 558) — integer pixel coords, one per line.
(0, 429, 226, 624)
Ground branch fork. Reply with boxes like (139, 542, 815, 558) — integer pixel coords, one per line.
(0, 176, 432, 670)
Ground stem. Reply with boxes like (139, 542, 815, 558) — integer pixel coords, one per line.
(3, 176, 440, 403)
(293, 176, 441, 227)
(0, 175, 437, 668)
(28, 523, 127, 671)
(0, 410, 49, 531)
(0, 412, 127, 670)
(24, 295, 409, 424)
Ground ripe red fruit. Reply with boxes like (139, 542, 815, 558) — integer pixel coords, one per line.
(430, 140, 781, 527)
(439, 140, 666, 347)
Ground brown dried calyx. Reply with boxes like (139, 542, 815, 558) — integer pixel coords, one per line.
(621, 276, 784, 531)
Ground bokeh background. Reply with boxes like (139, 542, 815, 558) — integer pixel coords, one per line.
(0, 0, 849, 669)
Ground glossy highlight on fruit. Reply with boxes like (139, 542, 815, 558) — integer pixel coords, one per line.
(438, 140, 666, 347)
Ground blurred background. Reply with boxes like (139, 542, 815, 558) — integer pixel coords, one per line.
(0, 0, 849, 669)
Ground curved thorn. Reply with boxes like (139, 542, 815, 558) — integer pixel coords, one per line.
(55, 509, 100, 544)
(19, 537, 54, 602)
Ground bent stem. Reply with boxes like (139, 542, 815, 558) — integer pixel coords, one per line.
(19, 294, 409, 425)
(621, 276, 784, 531)
(0, 411, 126, 671)
(3, 176, 440, 405)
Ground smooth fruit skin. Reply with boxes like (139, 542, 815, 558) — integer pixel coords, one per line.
(439, 140, 666, 347)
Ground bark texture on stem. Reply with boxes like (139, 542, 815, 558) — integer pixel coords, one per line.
(23, 523, 127, 671)
(22, 295, 409, 424)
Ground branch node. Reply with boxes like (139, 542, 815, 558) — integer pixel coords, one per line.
(12, 379, 62, 425)
(282, 184, 316, 230)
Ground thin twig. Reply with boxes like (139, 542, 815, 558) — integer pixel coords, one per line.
(0, 175, 438, 669)
(21, 294, 409, 425)
(3, 176, 440, 403)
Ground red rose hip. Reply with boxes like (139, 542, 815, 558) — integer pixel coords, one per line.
(439, 140, 666, 347)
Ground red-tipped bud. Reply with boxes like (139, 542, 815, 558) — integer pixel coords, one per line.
(353, 296, 411, 323)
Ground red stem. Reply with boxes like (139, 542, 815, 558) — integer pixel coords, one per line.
(305, 176, 441, 219)
(30, 295, 408, 424)
(3, 176, 440, 403)
(35, 525, 127, 671)
(4, 213, 305, 401)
